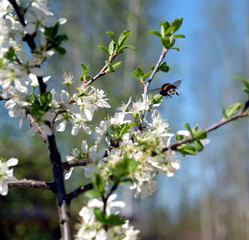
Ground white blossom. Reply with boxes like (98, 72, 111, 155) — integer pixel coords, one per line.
(0, 158, 18, 196)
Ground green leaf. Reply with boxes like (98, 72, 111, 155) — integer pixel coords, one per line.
(112, 156, 138, 179)
(84, 189, 101, 198)
(224, 102, 243, 118)
(243, 86, 249, 94)
(193, 140, 204, 152)
(106, 31, 118, 43)
(160, 21, 170, 37)
(119, 123, 130, 138)
(106, 61, 114, 72)
(40, 92, 52, 109)
(0, 58, 3, 67)
(81, 63, 92, 80)
(171, 17, 183, 33)
(108, 40, 116, 56)
(152, 94, 163, 104)
(161, 37, 171, 49)
(169, 37, 176, 48)
(184, 123, 192, 134)
(176, 134, 184, 141)
(119, 178, 133, 185)
(118, 45, 136, 52)
(129, 122, 137, 128)
(142, 72, 152, 81)
(232, 75, 249, 88)
(171, 47, 180, 51)
(148, 30, 162, 37)
(112, 61, 122, 70)
(179, 145, 196, 156)
(4, 46, 16, 61)
(92, 173, 105, 193)
(164, 26, 175, 36)
(193, 130, 207, 140)
(118, 29, 131, 47)
(98, 45, 109, 55)
(94, 208, 105, 223)
(174, 34, 185, 38)
(54, 34, 68, 44)
(132, 67, 144, 80)
(159, 62, 170, 72)
(54, 46, 66, 55)
(193, 124, 198, 132)
(232, 75, 249, 93)
(105, 214, 126, 226)
(31, 103, 45, 118)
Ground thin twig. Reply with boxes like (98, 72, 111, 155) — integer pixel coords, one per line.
(66, 183, 93, 202)
(163, 102, 249, 152)
(143, 48, 168, 102)
(84, 53, 118, 86)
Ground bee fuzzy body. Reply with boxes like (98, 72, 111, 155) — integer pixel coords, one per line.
(160, 83, 179, 97)
(151, 80, 181, 98)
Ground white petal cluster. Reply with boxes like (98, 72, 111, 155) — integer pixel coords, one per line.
(52, 85, 110, 136)
(94, 98, 180, 198)
(0, 0, 67, 135)
(75, 194, 139, 240)
(0, 158, 18, 196)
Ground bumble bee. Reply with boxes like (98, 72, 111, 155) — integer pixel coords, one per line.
(150, 80, 181, 98)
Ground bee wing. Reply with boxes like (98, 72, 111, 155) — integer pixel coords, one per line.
(173, 80, 181, 88)
(149, 88, 161, 95)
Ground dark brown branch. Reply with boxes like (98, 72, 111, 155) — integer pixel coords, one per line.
(63, 159, 89, 170)
(163, 102, 249, 152)
(8, 0, 26, 26)
(8, 179, 53, 190)
(66, 183, 93, 202)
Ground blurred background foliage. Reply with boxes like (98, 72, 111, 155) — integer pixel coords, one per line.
(1, 0, 249, 239)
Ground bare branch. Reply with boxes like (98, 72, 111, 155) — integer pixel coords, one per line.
(63, 159, 89, 170)
(66, 183, 93, 202)
(143, 48, 168, 102)
(8, 179, 53, 190)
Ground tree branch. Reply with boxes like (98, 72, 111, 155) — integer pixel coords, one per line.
(8, 179, 53, 190)
(143, 48, 168, 101)
(84, 53, 118, 86)
(163, 101, 249, 152)
(8, 0, 26, 26)
(63, 159, 89, 170)
(66, 183, 93, 202)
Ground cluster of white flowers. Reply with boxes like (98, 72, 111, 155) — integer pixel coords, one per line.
(97, 98, 180, 198)
(75, 194, 139, 240)
(51, 83, 111, 136)
(0, 158, 18, 196)
(67, 96, 180, 199)
(0, 0, 67, 134)
(0, 1, 188, 238)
